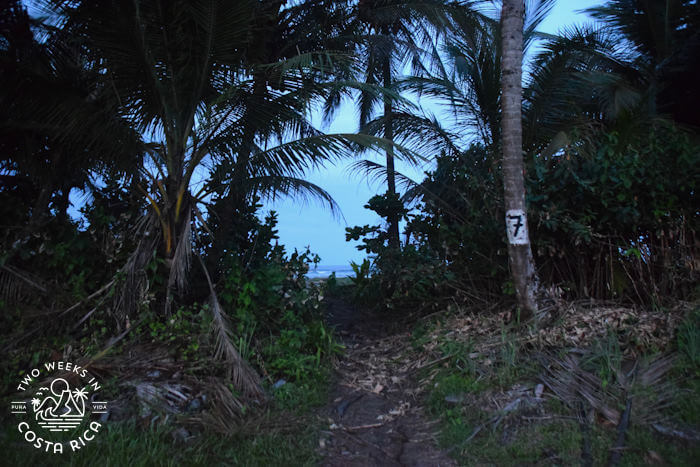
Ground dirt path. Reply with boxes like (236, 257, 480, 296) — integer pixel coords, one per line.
(317, 298, 455, 466)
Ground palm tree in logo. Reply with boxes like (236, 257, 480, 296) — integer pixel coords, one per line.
(70, 386, 88, 416)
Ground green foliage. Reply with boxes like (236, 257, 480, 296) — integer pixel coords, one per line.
(410, 322, 432, 352)
(139, 305, 212, 363)
(530, 124, 698, 301)
(264, 315, 342, 382)
(407, 144, 508, 300)
(409, 123, 698, 304)
(427, 373, 482, 448)
(202, 209, 339, 383)
(324, 271, 338, 291)
(345, 193, 407, 256)
(673, 309, 700, 426)
(346, 193, 452, 312)
(348, 258, 373, 303)
(428, 372, 482, 414)
(497, 330, 523, 387)
(581, 332, 624, 389)
(272, 365, 333, 414)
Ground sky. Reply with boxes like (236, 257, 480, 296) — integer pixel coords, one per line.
(264, 0, 606, 267)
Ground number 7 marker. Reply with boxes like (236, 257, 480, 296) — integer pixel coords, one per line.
(505, 209, 529, 245)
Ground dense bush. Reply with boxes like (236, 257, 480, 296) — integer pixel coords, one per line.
(346, 193, 453, 311)
(406, 123, 698, 305)
(530, 124, 698, 301)
(0, 188, 338, 394)
(406, 144, 508, 300)
(202, 205, 339, 383)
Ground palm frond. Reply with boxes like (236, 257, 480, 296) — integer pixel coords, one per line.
(190, 378, 247, 433)
(196, 254, 263, 399)
(540, 350, 679, 427)
(111, 210, 159, 324)
(346, 159, 419, 191)
(522, 0, 557, 52)
(0, 265, 47, 305)
(359, 109, 461, 156)
(251, 175, 342, 219)
(247, 132, 426, 179)
(166, 207, 192, 308)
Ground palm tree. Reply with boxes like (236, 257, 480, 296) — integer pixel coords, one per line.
(586, 0, 700, 129)
(407, 1, 634, 314)
(500, 0, 539, 318)
(203, 0, 357, 275)
(405, 0, 696, 307)
(1, 1, 144, 265)
(43, 0, 404, 395)
(41, 0, 266, 395)
(48, 0, 378, 305)
(406, 1, 555, 316)
(347, 0, 456, 249)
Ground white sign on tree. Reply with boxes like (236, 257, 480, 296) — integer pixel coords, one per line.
(505, 209, 529, 245)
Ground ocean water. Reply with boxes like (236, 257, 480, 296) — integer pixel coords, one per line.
(306, 264, 355, 279)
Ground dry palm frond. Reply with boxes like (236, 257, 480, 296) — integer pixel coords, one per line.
(197, 254, 264, 400)
(207, 290, 264, 399)
(168, 208, 192, 293)
(58, 279, 114, 318)
(165, 207, 192, 315)
(636, 354, 676, 388)
(627, 354, 678, 424)
(539, 352, 621, 424)
(539, 350, 678, 427)
(0, 264, 47, 305)
(187, 378, 246, 433)
(86, 343, 175, 380)
(189, 382, 318, 435)
(112, 210, 159, 324)
(86, 342, 253, 434)
(131, 380, 193, 416)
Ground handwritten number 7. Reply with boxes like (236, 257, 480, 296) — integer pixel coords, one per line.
(508, 215, 523, 237)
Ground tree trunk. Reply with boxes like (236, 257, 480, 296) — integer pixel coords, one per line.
(383, 57, 400, 250)
(162, 173, 191, 316)
(500, 0, 539, 319)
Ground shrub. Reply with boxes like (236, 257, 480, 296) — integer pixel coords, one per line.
(408, 123, 698, 304)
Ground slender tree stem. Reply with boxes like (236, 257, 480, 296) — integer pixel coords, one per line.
(500, 0, 539, 319)
(383, 55, 400, 249)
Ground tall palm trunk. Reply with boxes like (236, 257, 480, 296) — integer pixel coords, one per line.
(383, 56, 400, 249)
(500, 0, 539, 319)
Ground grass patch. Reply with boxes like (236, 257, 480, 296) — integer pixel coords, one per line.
(429, 389, 700, 466)
(619, 426, 700, 466)
(0, 419, 322, 466)
(271, 366, 331, 414)
(672, 308, 700, 426)
(428, 372, 483, 413)
(410, 322, 432, 352)
(451, 419, 587, 465)
(427, 374, 592, 465)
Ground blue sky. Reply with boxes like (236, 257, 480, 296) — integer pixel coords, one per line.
(265, 0, 605, 267)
